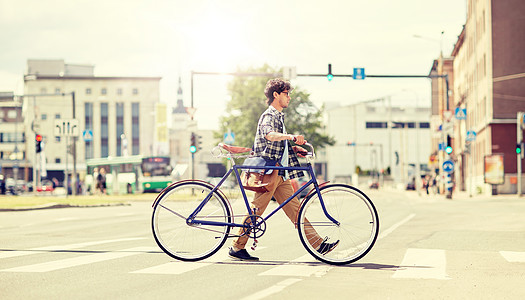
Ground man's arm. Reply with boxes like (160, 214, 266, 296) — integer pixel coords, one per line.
(265, 132, 306, 145)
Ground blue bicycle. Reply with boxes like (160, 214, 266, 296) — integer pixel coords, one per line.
(152, 143, 379, 265)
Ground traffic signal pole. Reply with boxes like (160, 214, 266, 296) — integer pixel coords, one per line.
(518, 112, 524, 196)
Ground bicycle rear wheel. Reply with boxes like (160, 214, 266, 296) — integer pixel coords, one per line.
(297, 184, 379, 265)
(152, 181, 232, 261)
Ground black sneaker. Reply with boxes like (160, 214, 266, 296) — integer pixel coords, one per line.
(229, 248, 259, 261)
(317, 237, 339, 255)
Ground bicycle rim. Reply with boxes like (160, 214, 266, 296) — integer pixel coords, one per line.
(297, 184, 379, 265)
(152, 182, 231, 261)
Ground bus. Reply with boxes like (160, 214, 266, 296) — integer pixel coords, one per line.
(85, 155, 173, 194)
(141, 156, 172, 192)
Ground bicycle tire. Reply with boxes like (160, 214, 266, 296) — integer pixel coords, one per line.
(152, 181, 232, 261)
(297, 184, 379, 265)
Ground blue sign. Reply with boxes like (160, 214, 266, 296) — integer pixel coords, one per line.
(443, 160, 455, 173)
(223, 131, 235, 145)
(455, 107, 466, 120)
(466, 130, 477, 142)
(83, 130, 93, 142)
(353, 68, 366, 80)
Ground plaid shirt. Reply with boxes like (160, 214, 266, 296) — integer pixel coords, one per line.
(253, 106, 304, 179)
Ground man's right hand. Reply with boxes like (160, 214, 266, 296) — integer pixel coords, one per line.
(292, 135, 306, 145)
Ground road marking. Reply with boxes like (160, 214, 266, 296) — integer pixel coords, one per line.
(0, 247, 151, 273)
(500, 251, 525, 262)
(0, 237, 147, 259)
(378, 213, 416, 240)
(392, 248, 450, 280)
(240, 278, 302, 300)
(55, 217, 79, 222)
(258, 254, 331, 277)
(131, 249, 230, 275)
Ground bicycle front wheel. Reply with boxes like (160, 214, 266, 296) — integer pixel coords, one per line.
(297, 184, 379, 265)
(152, 181, 232, 261)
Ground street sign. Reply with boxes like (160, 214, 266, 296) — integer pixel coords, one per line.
(443, 160, 455, 173)
(224, 131, 235, 145)
(443, 121, 453, 135)
(54, 119, 79, 137)
(83, 130, 93, 142)
(466, 130, 477, 142)
(353, 68, 366, 80)
(455, 107, 466, 120)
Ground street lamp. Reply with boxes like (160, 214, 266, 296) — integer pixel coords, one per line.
(403, 89, 421, 195)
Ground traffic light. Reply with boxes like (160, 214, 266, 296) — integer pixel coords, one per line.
(327, 64, 333, 81)
(517, 143, 523, 155)
(190, 133, 197, 153)
(35, 134, 43, 153)
(445, 135, 453, 154)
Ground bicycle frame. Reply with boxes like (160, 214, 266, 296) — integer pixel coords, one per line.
(186, 162, 340, 232)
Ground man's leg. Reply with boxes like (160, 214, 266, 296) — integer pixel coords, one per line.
(272, 179, 324, 250)
(231, 176, 283, 250)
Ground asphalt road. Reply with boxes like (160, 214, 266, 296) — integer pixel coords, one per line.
(1, 189, 524, 299)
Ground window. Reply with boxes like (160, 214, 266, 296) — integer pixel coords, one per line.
(132, 102, 139, 155)
(55, 158, 61, 163)
(55, 88, 60, 94)
(7, 110, 17, 119)
(86, 88, 92, 95)
(101, 103, 109, 157)
(41, 114, 47, 120)
(419, 122, 430, 129)
(55, 114, 61, 119)
(116, 103, 124, 156)
(40, 87, 47, 94)
(132, 88, 138, 95)
(117, 88, 123, 95)
(55, 136, 61, 142)
(84, 102, 93, 159)
(365, 122, 387, 129)
(101, 88, 107, 95)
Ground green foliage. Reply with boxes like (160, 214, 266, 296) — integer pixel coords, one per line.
(215, 65, 335, 150)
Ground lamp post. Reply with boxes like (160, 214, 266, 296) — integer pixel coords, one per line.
(403, 89, 421, 195)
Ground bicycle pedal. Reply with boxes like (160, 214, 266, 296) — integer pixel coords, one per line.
(251, 239, 258, 251)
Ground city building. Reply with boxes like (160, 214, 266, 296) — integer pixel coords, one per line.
(0, 92, 27, 183)
(324, 101, 431, 187)
(22, 59, 161, 184)
(441, 0, 525, 195)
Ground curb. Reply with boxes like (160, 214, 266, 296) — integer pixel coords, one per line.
(0, 202, 130, 212)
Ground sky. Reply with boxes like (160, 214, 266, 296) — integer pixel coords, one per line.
(0, 0, 466, 130)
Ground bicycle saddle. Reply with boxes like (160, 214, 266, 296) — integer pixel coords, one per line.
(218, 143, 252, 154)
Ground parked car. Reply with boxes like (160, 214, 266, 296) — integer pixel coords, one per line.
(291, 176, 311, 198)
(36, 180, 54, 192)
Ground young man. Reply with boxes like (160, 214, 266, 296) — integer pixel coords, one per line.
(229, 78, 339, 261)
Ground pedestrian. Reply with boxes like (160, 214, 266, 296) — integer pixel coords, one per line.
(228, 78, 339, 261)
(97, 168, 107, 195)
(424, 175, 430, 195)
(93, 167, 99, 195)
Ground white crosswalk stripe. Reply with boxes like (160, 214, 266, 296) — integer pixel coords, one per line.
(392, 248, 450, 280)
(258, 254, 331, 277)
(0, 247, 155, 273)
(0, 237, 147, 259)
(131, 249, 230, 275)
(500, 251, 525, 262)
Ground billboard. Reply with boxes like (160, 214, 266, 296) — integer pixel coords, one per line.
(484, 154, 505, 185)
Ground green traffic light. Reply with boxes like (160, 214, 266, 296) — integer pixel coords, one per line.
(189, 145, 197, 153)
(445, 146, 453, 154)
(517, 145, 522, 154)
(327, 74, 333, 81)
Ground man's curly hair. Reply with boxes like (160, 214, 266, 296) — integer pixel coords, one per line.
(264, 78, 292, 105)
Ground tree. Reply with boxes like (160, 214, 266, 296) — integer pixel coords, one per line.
(215, 65, 335, 150)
